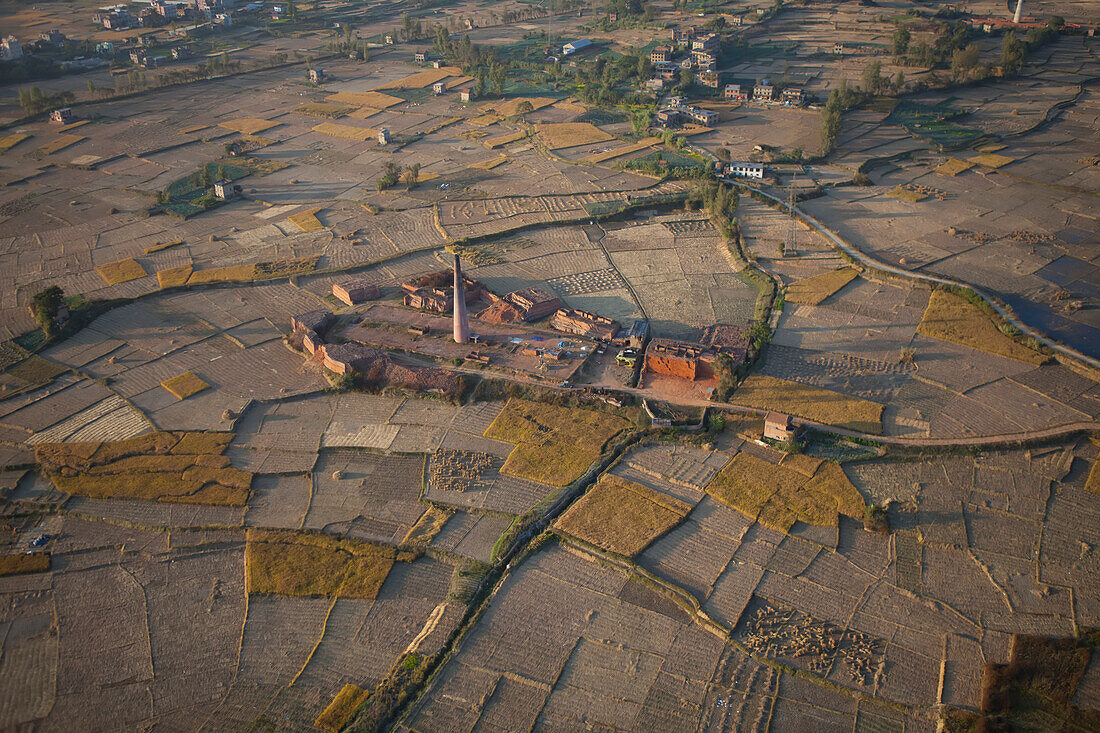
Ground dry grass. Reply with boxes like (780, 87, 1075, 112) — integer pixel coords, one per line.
(186, 264, 257, 285)
(374, 67, 461, 90)
(479, 96, 556, 117)
(143, 239, 183, 254)
(161, 371, 209, 400)
(0, 553, 50, 577)
(468, 114, 502, 127)
(403, 505, 452, 545)
(582, 138, 661, 164)
(312, 122, 377, 140)
(36, 134, 85, 155)
(706, 452, 864, 532)
(295, 102, 354, 118)
(245, 529, 395, 599)
(326, 90, 404, 108)
(918, 289, 1045, 364)
(288, 207, 325, 232)
(784, 267, 858, 305)
(555, 474, 690, 556)
(935, 158, 975, 176)
(733, 375, 883, 433)
(483, 130, 527, 149)
(0, 133, 30, 154)
(7, 356, 67, 385)
(218, 117, 279, 135)
(95, 257, 147, 286)
(485, 398, 630, 487)
(968, 153, 1014, 169)
(467, 155, 507, 170)
(37, 431, 250, 506)
(887, 186, 928, 203)
(536, 122, 614, 150)
(316, 684, 369, 732)
(157, 265, 193, 288)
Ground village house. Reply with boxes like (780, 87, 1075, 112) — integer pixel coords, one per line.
(377, 128, 390, 144)
(764, 412, 796, 442)
(692, 32, 721, 55)
(691, 49, 716, 68)
(698, 70, 719, 88)
(49, 107, 75, 124)
(332, 279, 380, 306)
(549, 308, 620, 341)
(650, 45, 671, 64)
(414, 51, 426, 63)
(781, 87, 804, 105)
(0, 35, 23, 61)
(672, 26, 697, 46)
(724, 83, 747, 101)
(308, 68, 325, 83)
(432, 81, 445, 95)
(753, 80, 774, 103)
(562, 38, 592, 56)
(722, 162, 765, 179)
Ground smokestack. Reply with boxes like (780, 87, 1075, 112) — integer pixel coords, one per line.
(452, 252, 469, 344)
(1013, 0, 1023, 24)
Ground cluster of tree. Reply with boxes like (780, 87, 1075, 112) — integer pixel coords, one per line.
(31, 286, 66, 339)
(572, 52, 653, 107)
(17, 86, 75, 115)
(820, 81, 859, 153)
(690, 180, 738, 240)
(377, 162, 421, 191)
(860, 60, 904, 95)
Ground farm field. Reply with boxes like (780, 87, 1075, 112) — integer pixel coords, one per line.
(1, 0, 1098, 729)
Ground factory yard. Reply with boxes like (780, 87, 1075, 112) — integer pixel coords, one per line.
(1, 0, 1099, 730)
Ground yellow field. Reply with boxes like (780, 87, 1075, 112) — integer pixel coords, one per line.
(468, 155, 508, 170)
(976, 143, 1008, 153)
(37, 134, 85, 156)
(186, 264, 256, 285)
(551, 99, 587, 114)
(536, 122, 614, 150)
(468, 114, 502, 127)
(0, 553, 50, 577)
(312, 122, 377, 140)
(219, 117, 279, 135)
(917, 289, 1046, 364)
(887, 186, 928, 203)
(784, 268, 858, 305)
(555, 474, 691, 557)
(732, 375, 883, 433)
(445, 76, 475, 89)
(95, 258, 147, 286)
(37, 431, 250, 506)
(374, 66, 462, 90)
(316, 685, 368, 732)
(347, 106, 382, 120)
(157, 265, 193, 288)
(56, 120, 89, 133)
(479, 97, 556, 117)
(143, 239, 183, 254)
(402, 505, 452, 545)
(485, 398, 630, 487)
(161, 371, 209, 400)
(288, 207, 324, 232)
(294, 102, 354, 118)
(935, 158, 975, 176)
(0, 133, 30, 154)
(483, 130, 527, 149)
(968, 153, 1014, 169)
(581, 137, 661, 164)
(326, 90, 404, 108)
(706, 452, 865, 532)
(180, 123, 210, 134)
(245, 529, 395, 599)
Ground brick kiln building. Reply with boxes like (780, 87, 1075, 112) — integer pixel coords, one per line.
(550, 308, 620, 341)
(645, 339, 714, 381)
(402, 271, 485, 314)
(504, 287, 560, 321)
(332, 279, 380, 306)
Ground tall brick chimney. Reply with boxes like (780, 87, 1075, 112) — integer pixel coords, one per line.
(452, 251, 469, 343)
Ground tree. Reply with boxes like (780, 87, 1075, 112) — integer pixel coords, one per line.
(891, 70, 905, 95)
(515, 100, 533, 117)
(1001, 31, 1025, 76)
(716, 146, 731, 162)
(951, 44, 980, 81)
(488, 63, 506, 95)
(86, 79, 96, 95)
(631, 109, 652, 134)
(199, 166, 212, 188)
(891, 25, 910, 57)
(861, 60, 884, 94)
(403, 163, 420, 190)
(31, 286, 65, 338)
(378, 161, 400, 190)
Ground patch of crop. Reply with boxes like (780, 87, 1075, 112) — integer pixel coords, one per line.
(245, 529, 396, 599)
(918, 289, 1045, 364)
(555, 474, 690, 557)
(315, 684, 368, 732)
(0, 552, 50, 576)
(162, 371, 209, 400)
(706, 452, 865, 532)
(36, 431, 250, 506)
(295, 102, 354, 118)
(95, 258, 148, 286)
(784, 267, 858, 305)
(732, 375, 883, 433)
(535, 122, 614, 150)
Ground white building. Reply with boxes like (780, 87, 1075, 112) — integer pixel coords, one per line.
(562, 38, 592, 56)
(0, 36, 22, 61)
(724, 162, 765, 179)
